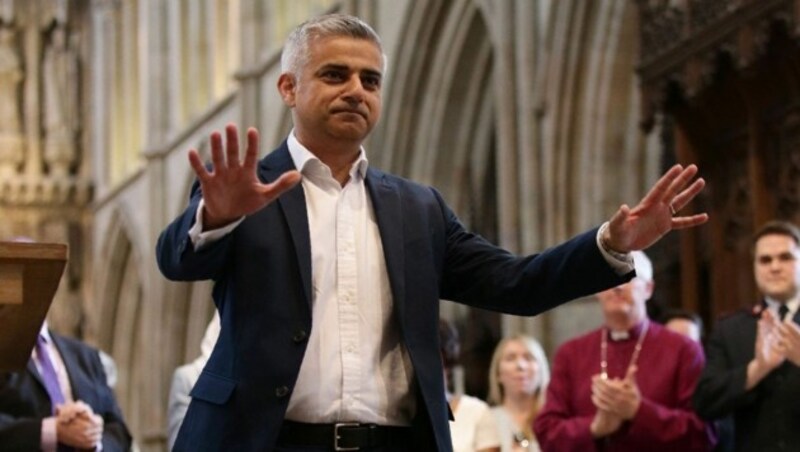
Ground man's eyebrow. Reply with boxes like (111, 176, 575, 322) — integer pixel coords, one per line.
(362, 68, 382, 78)
(317, 63, 382, 77)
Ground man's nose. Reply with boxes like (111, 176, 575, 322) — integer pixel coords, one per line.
(342, 76, 365, 102)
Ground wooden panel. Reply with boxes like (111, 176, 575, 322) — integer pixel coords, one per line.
(0, 264, 23, 304)
(0, 242, 67, 371)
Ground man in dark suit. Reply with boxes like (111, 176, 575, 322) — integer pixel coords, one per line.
(0, 322, 132, 451)
(156, 13, 708, 451)
(694, 220, 800, 451)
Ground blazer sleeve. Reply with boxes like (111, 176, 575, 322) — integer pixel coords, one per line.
(0, 412, 45, 452)
(156, 181, 235, 282)
(434, 188, 631, 315)
(693, 318, 757, 420)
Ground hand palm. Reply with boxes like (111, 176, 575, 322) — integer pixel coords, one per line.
(606, 164, 707, 252)
(188, 125, 301, 229)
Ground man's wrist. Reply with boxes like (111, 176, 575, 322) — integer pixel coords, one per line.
(599, 223, 625, 256)
(41, 416, 57, 452)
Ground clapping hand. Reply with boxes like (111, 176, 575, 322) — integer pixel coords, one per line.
(603, 164, 708, 253)
(188, 124, 302, 230)
(756, 310, 786, 370)
(776, 316, 800, 367)
(591, 365, 641, 420)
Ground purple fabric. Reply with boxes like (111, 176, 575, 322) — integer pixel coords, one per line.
(35, 335, 65, 413)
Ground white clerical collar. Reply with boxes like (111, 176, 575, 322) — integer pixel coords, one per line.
(607, 321, 647, 342)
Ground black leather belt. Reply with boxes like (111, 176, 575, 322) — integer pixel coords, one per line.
(277, 420, 412, 450)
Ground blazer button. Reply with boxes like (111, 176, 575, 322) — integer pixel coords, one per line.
(292, 330, 308, 343)
(275, 385, 290, 398)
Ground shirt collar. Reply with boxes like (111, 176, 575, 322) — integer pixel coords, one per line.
(287, 131, 369, 181)
(39, 321, 52, 342)
(764, 296, 800, 318)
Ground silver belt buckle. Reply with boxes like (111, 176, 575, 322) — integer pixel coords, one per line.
(334, 422, 360, 451)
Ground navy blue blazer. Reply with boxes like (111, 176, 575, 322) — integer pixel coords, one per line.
(156, 142, 630, 451)
(0, 332, 132, 452)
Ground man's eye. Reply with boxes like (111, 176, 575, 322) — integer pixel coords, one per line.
(362, 77, 380, 89)
(322, 71, 345, 80)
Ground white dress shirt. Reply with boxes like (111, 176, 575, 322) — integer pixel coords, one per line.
(190, 132, 415, 425)
(765, 296, 799, 320)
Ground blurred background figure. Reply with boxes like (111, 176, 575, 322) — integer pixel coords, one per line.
(487, 335, 550, 452)
(167, 312, 220, 450)
(661, 309, 703, 343)
(0, 320, 132, 451)
(440, 319, 501, 452)
(534, 251, 715, 451)
(694, 220, 800, 452)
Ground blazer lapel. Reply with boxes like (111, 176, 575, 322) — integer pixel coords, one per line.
(365, 169, 406, 322)
(260, 144, 313, 309)
(27, 359, 46, 390)
(50, 333, 83, 400)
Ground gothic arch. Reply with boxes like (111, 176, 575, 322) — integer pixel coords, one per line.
(94, 207, 145, 438)
(375, 0, 496, 231)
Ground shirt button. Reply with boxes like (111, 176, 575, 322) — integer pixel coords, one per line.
(275, 386, 290, 398)
(292, 330, 307, 343)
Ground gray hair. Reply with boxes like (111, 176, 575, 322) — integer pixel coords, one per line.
(631, 250, 653, 282)
(280, 13, 384, 74)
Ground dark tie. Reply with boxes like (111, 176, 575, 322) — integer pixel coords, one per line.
(778, 304, 790, 322)
(35, 335, 66, 413)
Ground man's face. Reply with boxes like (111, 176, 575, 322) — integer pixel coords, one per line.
(754, 233, 800, 302)
(278, 36, 383, 148)
(597, 278, 652, 320)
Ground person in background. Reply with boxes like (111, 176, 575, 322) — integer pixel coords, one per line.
(167, 312, 221, 450)
(440, 319, 500, 452)
(487, 335, 550, 452)
(693, 220, 800, 451)
(662, 309, 703, 343)
(0, 321, 132, 451)
(534, 251, 715, 451)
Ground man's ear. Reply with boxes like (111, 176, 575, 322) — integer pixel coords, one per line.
(277, 73, 297, 107)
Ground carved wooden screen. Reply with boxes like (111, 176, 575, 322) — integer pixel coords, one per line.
(637, 0, 800, 325)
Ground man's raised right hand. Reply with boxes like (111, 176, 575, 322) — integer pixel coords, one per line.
(188, 124, 302, 230)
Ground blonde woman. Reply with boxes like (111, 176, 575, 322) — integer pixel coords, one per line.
(488, 335, 550, 452)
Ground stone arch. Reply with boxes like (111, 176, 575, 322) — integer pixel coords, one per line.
(94, 206, 145, 439)
(539, 0, 653, 234)
(375, 0, 496, 233)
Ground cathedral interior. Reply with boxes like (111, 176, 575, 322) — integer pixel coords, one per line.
(1, 0, 799, 450)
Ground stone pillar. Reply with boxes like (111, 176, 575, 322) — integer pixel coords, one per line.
(0, 23, 24, 179)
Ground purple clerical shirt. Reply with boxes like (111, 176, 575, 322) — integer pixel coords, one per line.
(534, 322, 715, 452)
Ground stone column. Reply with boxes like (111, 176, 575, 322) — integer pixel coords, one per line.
(0, 23, 24, 178)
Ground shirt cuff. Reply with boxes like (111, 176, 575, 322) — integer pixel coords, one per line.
(41, 416, 57, 452)
(188, 199, 245, 250)
(596, 222, 634, 275)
